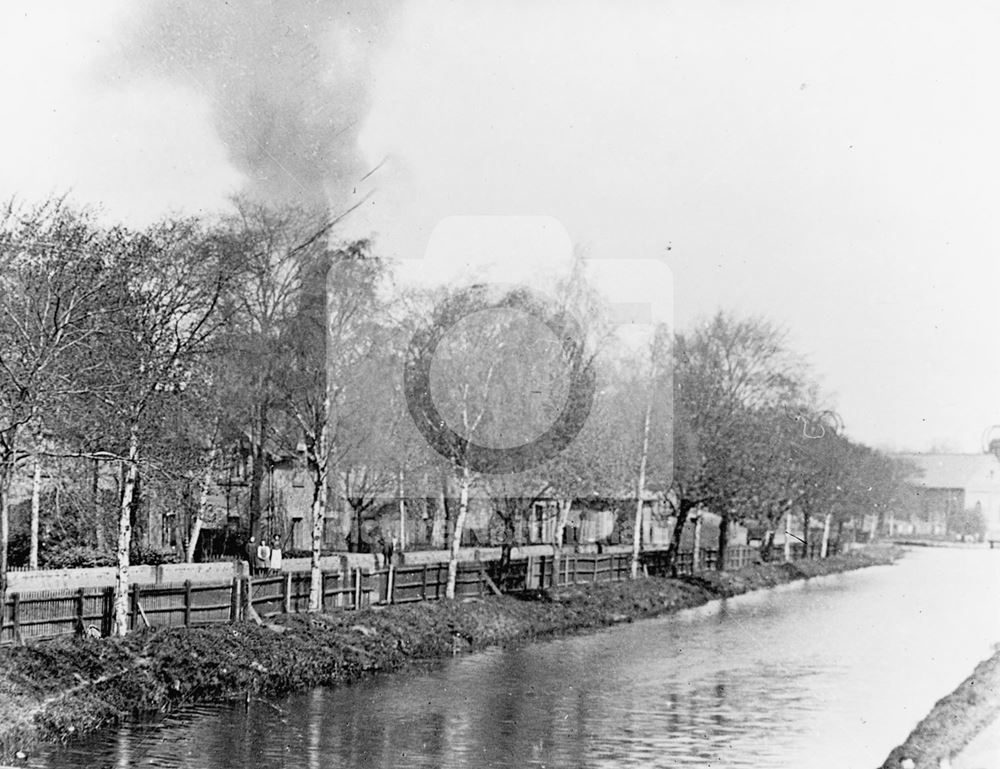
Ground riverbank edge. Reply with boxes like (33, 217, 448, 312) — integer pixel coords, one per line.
(0, 547, 899, 762)
(879, 646, 1000, 769)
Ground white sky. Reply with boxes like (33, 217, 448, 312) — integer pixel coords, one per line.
(1, 1, 997, 453)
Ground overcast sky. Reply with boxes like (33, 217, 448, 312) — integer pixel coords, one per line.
(1, 1, 997, 453)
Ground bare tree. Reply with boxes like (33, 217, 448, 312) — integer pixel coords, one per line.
(210, 199, 336, 539)
(281, 241, 384, 611)
(664, 312, 808, 572)
(79, 218, 230, 635)
(0, 200, 115, 593)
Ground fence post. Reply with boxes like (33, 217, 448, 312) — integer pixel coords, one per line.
(572, 555, 578, 585)
(692, 516, 703, 571)
(421, 563, 428, 600)
(75, 587, 85, 636)
(229, 578, 239, 622)
(129, 584, 139, 632)
(593, 555, 598, 583)
(103, 586, 114, 635)
(182, 580, 192, 628)
(388, 565, 396, 605)
(353, 567, 362, 610)
(526, 556, 534, 589)
(11, 593, 21, 645)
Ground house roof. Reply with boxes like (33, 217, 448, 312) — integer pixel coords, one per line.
(895, 453, 1000, 492)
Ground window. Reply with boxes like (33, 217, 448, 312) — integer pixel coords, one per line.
(532, 503, 547, 543)
(162, 513, 176, 548)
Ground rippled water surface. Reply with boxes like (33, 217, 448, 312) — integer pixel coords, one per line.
(30, 548, 1000, 768)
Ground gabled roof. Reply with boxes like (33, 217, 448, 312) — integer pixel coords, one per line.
(895, 453, 1000, 492)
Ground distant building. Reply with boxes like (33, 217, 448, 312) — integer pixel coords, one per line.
(893, 449, 1000, 540)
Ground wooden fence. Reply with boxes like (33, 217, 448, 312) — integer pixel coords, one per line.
(641, 545, 757, 577)
(0, 543, 836, 645)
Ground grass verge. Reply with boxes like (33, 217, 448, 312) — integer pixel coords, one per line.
(0, 547, 898, 762)
(879, 647, 1000, 769)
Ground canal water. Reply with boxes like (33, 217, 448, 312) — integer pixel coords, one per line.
(29, 547, 1000, 768)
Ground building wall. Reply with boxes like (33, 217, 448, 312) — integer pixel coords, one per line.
(965, 464, 1000, 537)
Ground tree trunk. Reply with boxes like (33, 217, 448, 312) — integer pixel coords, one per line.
(186, 444, 219, 563)
(802, 510, 811, 557)
(249, 408, 268, 538)
(783, 509, 792, 562)
(552, 499, 573, 587)
(446, 467, 471, 599)
(716, 514, 729, 571)
(630, 497, 645, 579)
(664, 499, 694, 575)
(692, 514, 702, 571)
(397, 468, 406, 553)
(0, 461, 12, 599)
(308, 428, 330, 613)
(113, 426, 140, 636)
(820, 513, 832, 558)
(129, 471, 144, 552)
(431, 472, 448, 549)
(630, 365, 656, 579)
(30, 450, 42, 570)
(762, 528, 775, 562)
(0, 426, 18, 600)
(93, 458, 105, 552)
(307, 470, 328, 612)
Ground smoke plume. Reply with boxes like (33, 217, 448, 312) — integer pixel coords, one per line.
(112, 0, 395, 210)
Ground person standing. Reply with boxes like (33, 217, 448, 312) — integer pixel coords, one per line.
(255, 538, 271, 576)
(244, 536, 257, 576)
(269, 534, 283, 574)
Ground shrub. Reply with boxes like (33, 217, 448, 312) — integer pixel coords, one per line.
(41, 547, 115, 569)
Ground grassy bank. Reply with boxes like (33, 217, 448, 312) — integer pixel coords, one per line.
(879, 647, 1000, 769)
(0, 547, 898, 761)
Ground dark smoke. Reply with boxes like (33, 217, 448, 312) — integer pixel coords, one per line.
(110, 0, 395, 209)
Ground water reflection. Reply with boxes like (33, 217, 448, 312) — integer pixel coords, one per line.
(30, 548, 1000, 769)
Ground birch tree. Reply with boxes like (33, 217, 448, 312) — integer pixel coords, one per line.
(281, 241, 384, 611)
(211, 199, 336, 540)
(84, 219, 230, 635)
(0, 200, 113, 593)
(404, 285, 574, 597)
